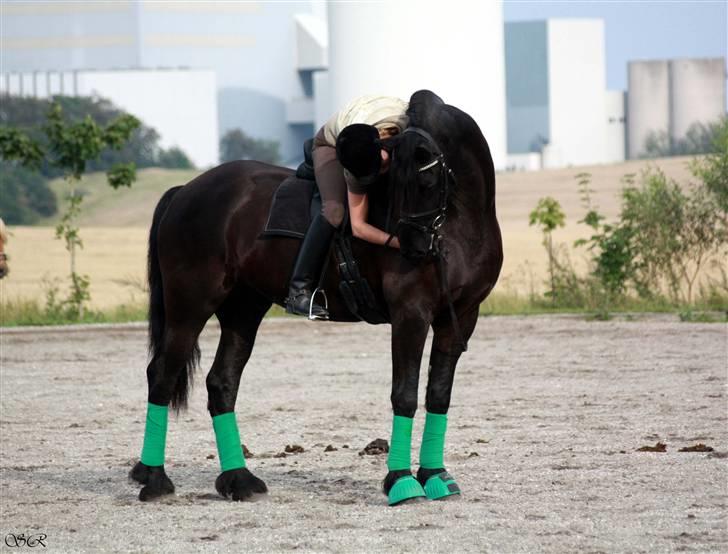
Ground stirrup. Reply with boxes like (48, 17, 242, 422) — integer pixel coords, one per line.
(309, 287, 329, 320)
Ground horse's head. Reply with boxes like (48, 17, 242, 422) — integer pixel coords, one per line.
(388, 126, 453, 264)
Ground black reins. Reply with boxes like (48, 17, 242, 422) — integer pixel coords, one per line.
(387, 126, 468, 353)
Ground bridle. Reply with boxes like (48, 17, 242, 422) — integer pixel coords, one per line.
(386, 126, 468, 352)
(387, 126, 455, 258)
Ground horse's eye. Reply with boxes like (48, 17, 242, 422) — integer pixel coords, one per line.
(414, 146, 431, 165)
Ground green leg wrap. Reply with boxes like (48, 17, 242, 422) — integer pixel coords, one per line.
(419, 412, 460, 500)
(419, 412, 447, 469)
(387, 415, 425, 505)
(140, 402, 168, 467)
(212, 412, 246, 472)
(387, 415, 414, 470)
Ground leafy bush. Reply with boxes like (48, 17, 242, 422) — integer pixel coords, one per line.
(691, 116, 728, 215)
(619, 169, 725, 304)
(530, 157, 727, 316)
(0, 162, 57, 224)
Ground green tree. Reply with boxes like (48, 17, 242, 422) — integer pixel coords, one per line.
(529, 196, 566, 302)
(0, 94, 195, 174)
(158, 146, 194, 169)
(0, 102, 139, 319)
(220, 128, 280, 164)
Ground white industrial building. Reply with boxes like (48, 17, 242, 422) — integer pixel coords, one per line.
(0, 0, 321, 165)
(504, 18, 623, 170)
(1, 68, 218, 168)
(3, 2, 724, 172)
(0, 0, 509, 169)
(325, 2, 507, 170)
(627, 58, 726, 159)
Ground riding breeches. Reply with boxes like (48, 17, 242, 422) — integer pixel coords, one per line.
(312, 128, 347, 228)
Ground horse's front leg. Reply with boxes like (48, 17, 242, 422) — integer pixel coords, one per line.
(383, 311, 431, 506)
(416, 306, 479, 500)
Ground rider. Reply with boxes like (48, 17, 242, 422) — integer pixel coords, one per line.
(285, 95, 407, 319)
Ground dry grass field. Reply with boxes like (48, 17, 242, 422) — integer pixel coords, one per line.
(2, 157, 699, 309)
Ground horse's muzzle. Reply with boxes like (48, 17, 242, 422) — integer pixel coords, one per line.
(398, 227, 432, 265)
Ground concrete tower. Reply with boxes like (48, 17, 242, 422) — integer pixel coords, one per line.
(326, 1, 507, 169)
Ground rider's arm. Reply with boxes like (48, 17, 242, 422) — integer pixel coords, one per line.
(348, 190, 400, 248)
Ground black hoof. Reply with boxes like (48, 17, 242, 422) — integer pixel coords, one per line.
(382, 469, 413, 495)
(215, 468, 267, 501)
(129, 462, 175, 501)
(416, 466, 446, 487)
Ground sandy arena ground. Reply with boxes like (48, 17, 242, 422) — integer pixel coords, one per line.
(0, 316, 726, 553)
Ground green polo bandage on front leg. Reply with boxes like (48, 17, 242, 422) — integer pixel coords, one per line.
(212, 412, 246, 472)
(419, 412, 448, 469)
(419, 412, 460, 500)
(386, 415, 425, 505)
(140, 402, 168, 467)
(387, 415, 414, 470)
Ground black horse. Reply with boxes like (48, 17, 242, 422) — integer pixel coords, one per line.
(129, 90, 503, 505)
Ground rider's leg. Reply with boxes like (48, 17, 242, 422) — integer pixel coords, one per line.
(285, 136, 345, 319)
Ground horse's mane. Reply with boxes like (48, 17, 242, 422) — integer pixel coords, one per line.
(400, 90, 495, 211)
(407, 90, 491, 168)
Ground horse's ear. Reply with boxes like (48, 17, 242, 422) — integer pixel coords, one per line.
(407, 90, 444, 127)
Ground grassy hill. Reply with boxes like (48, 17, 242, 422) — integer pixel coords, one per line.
(42, 167, 202, 227)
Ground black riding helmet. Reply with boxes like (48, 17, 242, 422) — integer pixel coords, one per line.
(336, 124, 381, 183)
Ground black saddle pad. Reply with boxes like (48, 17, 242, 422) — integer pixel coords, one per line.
(261, 176, 320, 239)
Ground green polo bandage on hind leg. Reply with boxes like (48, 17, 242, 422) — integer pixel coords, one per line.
(419, 412, 460, 500)
(387, 415, 425, 505)
(212, 412, 246, 472)
(140, 402, 168, 467)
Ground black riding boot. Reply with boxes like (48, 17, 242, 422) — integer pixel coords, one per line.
(285, 214, 336, 319)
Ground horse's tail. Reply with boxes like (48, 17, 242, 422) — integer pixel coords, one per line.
(148, 186, 199, 411)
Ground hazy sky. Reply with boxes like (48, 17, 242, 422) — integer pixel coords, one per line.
(503, 0, 727, 91)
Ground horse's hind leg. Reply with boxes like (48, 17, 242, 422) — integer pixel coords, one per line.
(416, 307, 479, 500)
(130, 312, 208, 501)
(206, 288, 271, 501)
